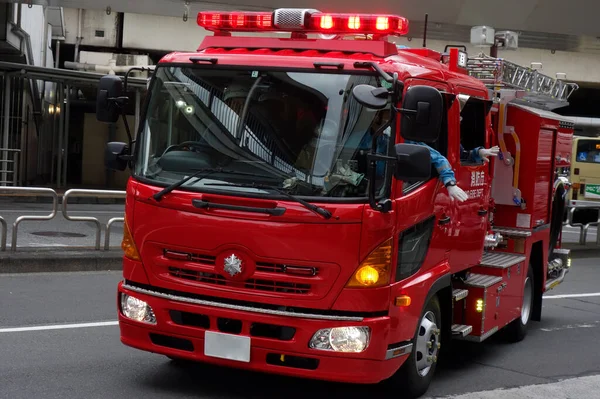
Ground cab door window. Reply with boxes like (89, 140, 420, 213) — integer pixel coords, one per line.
(459, 97, 488, 166)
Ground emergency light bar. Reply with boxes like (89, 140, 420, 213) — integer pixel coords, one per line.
(197, 8, 409, 36)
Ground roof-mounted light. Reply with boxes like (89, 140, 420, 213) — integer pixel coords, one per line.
(197, 8, 409, 36)
(197, 11, 273, 31)
(308, 13, 408, 35)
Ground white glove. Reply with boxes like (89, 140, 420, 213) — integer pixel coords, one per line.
(448, 184, 468, 202)
(478, 146, 500, 163)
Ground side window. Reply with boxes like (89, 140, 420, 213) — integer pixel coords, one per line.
(402, 96, 449, 194)
(395, 216, 435, 282)
(459, 99, 487, 166)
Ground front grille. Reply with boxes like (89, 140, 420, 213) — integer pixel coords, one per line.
(168, 267, 311, 294)
(155, 246, 338, 299)
(245, 279, 310, 294)
(169, 267, 226, 286)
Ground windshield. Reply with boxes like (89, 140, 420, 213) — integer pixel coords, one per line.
(576, 139, 600, 164)
(134, 66, 392, 199)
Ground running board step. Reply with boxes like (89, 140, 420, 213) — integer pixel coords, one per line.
(453, 289, 469, 301)
(464, 273, 503, 288)
(492, 227, 532, 237)
(480, 251, 526, 269)
(451, 324, 473, 337)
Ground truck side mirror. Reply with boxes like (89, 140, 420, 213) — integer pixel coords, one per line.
(96, 75, 126, 123)
(394, 143, 431, 181)
(400, 86, 443, 143)
(351, 84, 389, 109)
(105, 142, 129, 171)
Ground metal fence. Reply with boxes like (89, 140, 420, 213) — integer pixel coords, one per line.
(564, 202, 600, 245)
(0, 186, 125, 252)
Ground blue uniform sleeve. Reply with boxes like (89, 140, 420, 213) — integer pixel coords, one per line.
(460, 144, 484, 163)
(405, 140, 456, 186)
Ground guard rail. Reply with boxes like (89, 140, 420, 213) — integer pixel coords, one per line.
(0, 187, 125, 251)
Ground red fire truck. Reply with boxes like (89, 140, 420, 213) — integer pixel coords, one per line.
(96, 8, 575, 398)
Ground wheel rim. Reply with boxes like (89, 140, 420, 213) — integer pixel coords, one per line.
(521, 276, 532, 324)
(414, 310, 440, 377)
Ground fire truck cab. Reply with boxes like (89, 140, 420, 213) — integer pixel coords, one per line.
(96, 8, 575, 398)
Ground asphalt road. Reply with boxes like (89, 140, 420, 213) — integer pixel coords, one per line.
(0, 257, 599, 399)
(0, 203, 598, 251)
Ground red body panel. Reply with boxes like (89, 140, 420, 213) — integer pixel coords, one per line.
(494, 104, 564, 230)
(118, 282, 403, 384)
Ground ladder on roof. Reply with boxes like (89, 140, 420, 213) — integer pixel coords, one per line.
(466, 54, 579, 110)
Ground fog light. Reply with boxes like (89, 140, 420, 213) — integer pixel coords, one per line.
(120, 293, 156, 324)
(309, 326, 370, 353)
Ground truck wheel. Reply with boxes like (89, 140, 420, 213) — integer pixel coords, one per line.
(505, 265, 534, 343)
(390, 295, 441, 399)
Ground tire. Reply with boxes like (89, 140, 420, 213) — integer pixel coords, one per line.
(505, 264, 534, 343)
(390, 295, 442, 399)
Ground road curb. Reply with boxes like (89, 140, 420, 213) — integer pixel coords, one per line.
(560, 243, 600, 258)
(0, 248, 123, 273)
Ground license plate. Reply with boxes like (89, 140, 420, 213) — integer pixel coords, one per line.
(584, 184, 600, 199)
(204, 331, 251, 363)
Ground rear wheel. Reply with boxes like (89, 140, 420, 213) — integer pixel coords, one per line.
(505, 265, 534, 342)
(390, 295, 442, 399)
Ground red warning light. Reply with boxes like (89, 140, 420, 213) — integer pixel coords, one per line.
(197, 11, 273, 31)
(320, 15, 334, 29)
(348, 16, 361, 30)
(308, 13, 409, 35)
(197, 9, 408, 36)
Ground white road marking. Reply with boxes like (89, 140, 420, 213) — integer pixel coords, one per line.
(435, 374, 600, 399)
(0, 321, 118, 333)
(540, 321, 600, 332)
(544, 292, 600, 299)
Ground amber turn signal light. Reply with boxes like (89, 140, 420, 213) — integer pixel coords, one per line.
(346, 238, 393, 288)
(122, 219, 141, 261)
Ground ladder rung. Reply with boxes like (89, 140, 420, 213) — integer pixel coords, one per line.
(452, 289, 469, 301)
(481, 251, 526, 269)
(452, 324, 473, 337)
(464, 273, 503, 288)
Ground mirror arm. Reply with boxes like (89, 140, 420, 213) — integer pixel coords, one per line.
(120, 112, 134, 152)
(123, 66, 154, 92)
(397, 107, 417, 115)
(367, 72, 399, 214)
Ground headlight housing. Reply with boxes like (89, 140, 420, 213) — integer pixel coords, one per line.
(309, 326, 370, 353)
(120, 293, 156, 324)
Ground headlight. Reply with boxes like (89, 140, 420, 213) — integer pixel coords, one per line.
(120, 293, 156, 324)
(309, 326, 370, 353)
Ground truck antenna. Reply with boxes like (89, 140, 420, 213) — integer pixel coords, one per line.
(423, 13, 428, 47)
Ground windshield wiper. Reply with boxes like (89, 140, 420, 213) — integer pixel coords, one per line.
(204, 182, 332, 220)
(153, 168, 220, 201)
(152, 168, 282, 201)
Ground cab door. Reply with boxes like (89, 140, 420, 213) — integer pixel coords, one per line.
(448, 86, 493, 269)
(394, 79, 455, 271)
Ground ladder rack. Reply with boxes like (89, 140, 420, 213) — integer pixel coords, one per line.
(466, 54, 579, 110)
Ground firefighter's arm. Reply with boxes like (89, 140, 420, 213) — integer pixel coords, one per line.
(405, 141, 468, 202)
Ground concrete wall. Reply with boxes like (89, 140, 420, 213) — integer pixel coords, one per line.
(122, 13, 206, 52)
(63, 8, 119, 47)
